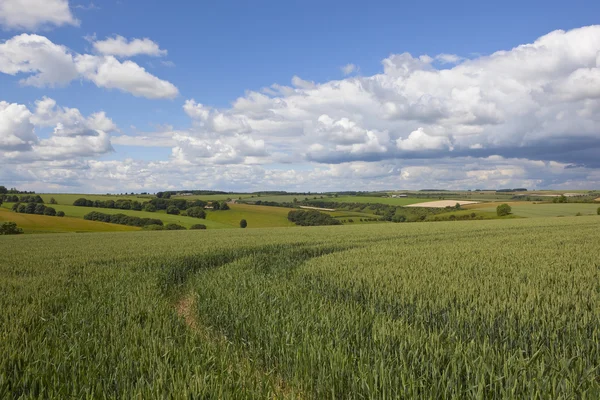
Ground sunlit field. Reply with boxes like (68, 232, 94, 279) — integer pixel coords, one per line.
(2, 216, 600, 398)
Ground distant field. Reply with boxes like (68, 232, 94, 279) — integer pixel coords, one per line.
(172, 194, 253, 201)
(476, 203, 600, 218)
(1, 203, 232, 230)
(37, 193, 153, 206)
(0, 207, 140, 233)
(405, 200, 480, 208)
(312, 196, 433, 206)
(206, 203, 296, 228)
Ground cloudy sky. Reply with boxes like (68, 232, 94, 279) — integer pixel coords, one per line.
(1, 0, 600, 193)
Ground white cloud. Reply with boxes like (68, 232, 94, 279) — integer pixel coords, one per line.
(341, 63, 358, 75)
(177, 25, 600, 168)
(0, 101, 37, 151)
(31, 97, 117, 136)
(0, 99, 115, 162)
(75, 55, 179, 99)
(0, 0, 78, 30)
(0, 34, 178, 99)
(0, 34, 78, 87)
(435, 53, 464, 64)
(396, 127, 453, 151)
(92, 35, 167, 58)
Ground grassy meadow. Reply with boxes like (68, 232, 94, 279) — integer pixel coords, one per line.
(2, 216, 600, 397)
(473, 202, 600, 217)
(0, 207, 140, 233)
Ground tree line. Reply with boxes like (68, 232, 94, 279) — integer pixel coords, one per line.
(83, 211, 163, 227)
(1, 194, 44, 203)
(11, 203, 65, 217)
(72, 197, 229, 214)
(287, 210, 342, 226)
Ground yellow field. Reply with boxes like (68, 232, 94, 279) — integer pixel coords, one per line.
(206, 203, 296, 228)
(0, 208, 140, 233)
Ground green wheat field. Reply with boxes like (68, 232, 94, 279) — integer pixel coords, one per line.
(2, 216, 600, 398)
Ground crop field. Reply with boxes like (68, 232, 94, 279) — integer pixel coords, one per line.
(312, 196, 433, 206)
(2, 216, 600, 398)
(0, 208, 140, 233)
(172, 194, 253, 201)
(1, 203, 232, 230)
(475, 202, 600, 218)
(206, 203, 296, 228)
(37, 193, 153, 206)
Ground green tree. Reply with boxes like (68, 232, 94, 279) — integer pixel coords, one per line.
(44, 207, 57, 216)
(240, 219, 247, 228)
(143, 203, 156, 212)
(166, 206, 180, 215)
(190, 224, 207, 230)
(496, 204, 512, 217)
(0, 186, 7, 195)
(56, 211, 65, 217)
(0, 222, 23, 235)
(597, 207, 600, 215)
(49, 197, 57, 204)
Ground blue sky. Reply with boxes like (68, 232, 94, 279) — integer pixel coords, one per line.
(1, 0, 600, 192)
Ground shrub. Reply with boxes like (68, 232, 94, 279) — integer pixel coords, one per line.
(44, 207, 56, 216)
(190, 224, 207, 230)
(597, 207, 600, 215)
(56, 211, 65, 217)
(496, 204, 512, 217)
(240, 219, 247, 228)
(166, 206, 180, 215)
(143, 224, 165, 230)
(0, 222, 23, 235)
(49, 197, 57, 204)
(165, 223, 186, 230)
(287, 210, 341, 226)
(143, 203, 156, 212)
(186, 207, 206, 219)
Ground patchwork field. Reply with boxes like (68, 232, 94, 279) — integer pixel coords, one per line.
(475, 202, 600, 218)
(0, 207, 140, 233)
(2, 217, 600, 398)
(405, 200, 480, 208)
(206, 203, 296, 228)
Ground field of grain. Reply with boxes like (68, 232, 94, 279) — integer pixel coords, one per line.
(477, 202, 600, 217)
(405, 200, 480, 208)
(1, 203, 232, 230)
(206, 203, 296, 228)
(2, 217, 600, 397)
(0, 207, 140, 233)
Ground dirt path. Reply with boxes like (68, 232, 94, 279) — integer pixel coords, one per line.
(175, 292, 304, 399)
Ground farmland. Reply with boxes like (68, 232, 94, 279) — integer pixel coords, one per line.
(0, 207, 140, 233)
(473, 202, 600, 218)
(2, 216, 600, 397)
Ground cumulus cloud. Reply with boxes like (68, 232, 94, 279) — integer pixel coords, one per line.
(92, 35, 167, 57)
(0, 34, 78, 87)
(177, 25, 600, 168)
(31, 97, 117, 136)
(341, 63, 358, 75)
(0, 34, 178, 99)
(6, 25, 600, 191)
(0, 99, 115, 162)
(0, 101, 37, 151)
(0, 0, 78, 30)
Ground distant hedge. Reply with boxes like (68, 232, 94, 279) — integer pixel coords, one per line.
(11, 202, 57, 217)
(287, 210, 342, 226)
(84, 211, 163, 227)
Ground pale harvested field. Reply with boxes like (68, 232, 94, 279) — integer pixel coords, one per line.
(405, 200, 480, 208)
(595, 197, 600, 202)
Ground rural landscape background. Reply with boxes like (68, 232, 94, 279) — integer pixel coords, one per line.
(3, 0, 600, 398)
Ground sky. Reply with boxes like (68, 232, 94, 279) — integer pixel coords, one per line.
(1, 0, 600, 193)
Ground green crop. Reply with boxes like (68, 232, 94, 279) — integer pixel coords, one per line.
(1, 216, 600, 398)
